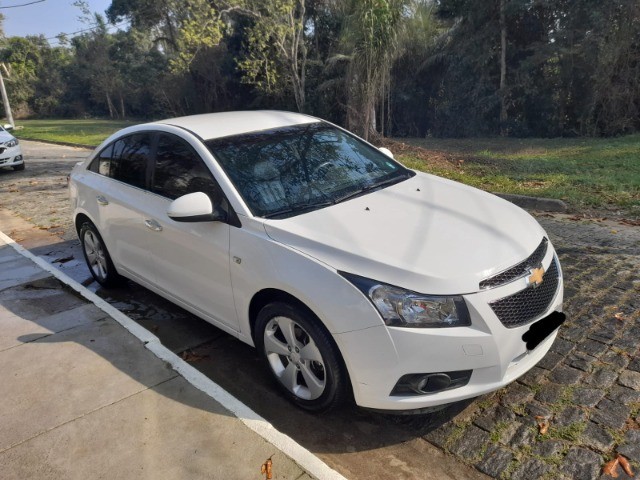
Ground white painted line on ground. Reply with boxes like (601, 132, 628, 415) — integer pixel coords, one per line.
(0, 230, 347, 480)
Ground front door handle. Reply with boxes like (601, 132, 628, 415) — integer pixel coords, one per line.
(96, 195, 109, 206)
(144, 219, 163, 232)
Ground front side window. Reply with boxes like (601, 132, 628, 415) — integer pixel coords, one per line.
(205, 122, 412, 218)
(152, 134, 222, 201)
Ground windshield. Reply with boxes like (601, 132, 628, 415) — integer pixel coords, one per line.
(205, 122, 413, 218)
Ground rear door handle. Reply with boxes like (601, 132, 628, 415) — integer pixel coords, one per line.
(96, 195, 109, 206)
(144, 219, 163, 232)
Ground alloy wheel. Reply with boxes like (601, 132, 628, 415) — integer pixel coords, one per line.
(83, 230, 108, 282)
(263, 316, 327, 400)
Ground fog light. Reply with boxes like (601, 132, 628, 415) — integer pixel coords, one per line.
(15, 155, 22, 161)
(391, 370, 472, 396)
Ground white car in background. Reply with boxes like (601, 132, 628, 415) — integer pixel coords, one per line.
(69, 111, 565, 413)
(0, 125, 24, 171)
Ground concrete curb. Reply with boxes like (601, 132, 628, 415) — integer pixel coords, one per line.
(0, 229, 347, 480)
(495, 193, 568, 212)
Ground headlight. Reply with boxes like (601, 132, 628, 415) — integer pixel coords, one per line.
(340, 272, 471, 328)
(5, 139, 18, 148)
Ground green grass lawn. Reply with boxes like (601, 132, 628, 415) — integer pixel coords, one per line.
(398, 135, 640, 217)
(14, 119, 134, 146)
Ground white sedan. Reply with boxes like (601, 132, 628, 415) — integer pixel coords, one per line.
(69, 111, 565, 413)
(0, 125, 24, 171)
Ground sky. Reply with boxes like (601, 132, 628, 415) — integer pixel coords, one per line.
(3, 0, 116, 42)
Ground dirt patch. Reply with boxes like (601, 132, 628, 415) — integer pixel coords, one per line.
(378, 138, 460, 170)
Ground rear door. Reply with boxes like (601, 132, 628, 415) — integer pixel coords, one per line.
(85, 133, 157, 284)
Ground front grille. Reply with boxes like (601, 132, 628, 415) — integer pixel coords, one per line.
(480, 238, 548, 289)
(489, 258, 560, 328)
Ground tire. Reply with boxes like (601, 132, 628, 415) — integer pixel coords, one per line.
(79, 222, 124, 287)
(255, 301, 348, 413)
(13, 162, 25, 171)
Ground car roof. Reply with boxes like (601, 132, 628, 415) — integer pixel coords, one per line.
(151, 110, 320, 141)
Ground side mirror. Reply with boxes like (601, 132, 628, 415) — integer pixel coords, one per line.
(378, 147, 394, 159)
(167, 192, 226, 223)
(3, 124, 13, 131)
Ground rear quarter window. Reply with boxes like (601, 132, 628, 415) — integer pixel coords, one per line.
(88, 144, 114, 176)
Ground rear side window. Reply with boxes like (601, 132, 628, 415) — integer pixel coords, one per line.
(152, 134, 221, 201)
(111, 134, 151, 189)
(88, 133, 151, 190)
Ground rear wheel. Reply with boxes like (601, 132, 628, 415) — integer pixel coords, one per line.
(79, 222, 124, 287)
(255, 302, 348, 412)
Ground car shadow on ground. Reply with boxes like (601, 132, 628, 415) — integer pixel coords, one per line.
(1, 237, 477, 460)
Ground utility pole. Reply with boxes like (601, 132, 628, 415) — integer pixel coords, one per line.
(0, 63, 14, 129)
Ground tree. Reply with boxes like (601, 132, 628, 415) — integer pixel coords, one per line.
(499, 0, 507, 134)
(339, 0, 405, 140)
(588, 0, 640, 135)
(0, 36, 44, 117)
(237, 0, 308, 112)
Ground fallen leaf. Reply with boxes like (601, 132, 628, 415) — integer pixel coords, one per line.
(602, 457, 620, 478)
(53, 255, 74, 264)
(614, 312, 626, 321)
(611, 230, 618, 234)
(180, 350, 209, 362)
(625, 418, 640, 429)
(535, 415, 550, 435)
(617, 454, 634, 477)
(261, 456, 273, 480)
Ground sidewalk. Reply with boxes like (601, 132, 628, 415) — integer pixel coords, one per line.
(0, 234, 321, 479)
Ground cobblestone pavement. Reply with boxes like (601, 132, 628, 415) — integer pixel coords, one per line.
(0, 141, 84, 241)
(1, 141, 639, 479)
(422, 215, 640, 479)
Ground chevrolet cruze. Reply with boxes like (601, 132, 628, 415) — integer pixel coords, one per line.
(69, 111, 565, 412)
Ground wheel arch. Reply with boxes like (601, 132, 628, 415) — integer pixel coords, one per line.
(250, 289, 352, 371)
(249, 288, 317, 343)
(74, 212, 94, 236)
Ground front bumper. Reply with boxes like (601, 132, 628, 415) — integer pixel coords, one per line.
(335, 245, 564, 411)
(0, 145, 23, 167)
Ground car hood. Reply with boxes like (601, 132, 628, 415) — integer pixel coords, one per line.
(263, 172, 547, 295)
(0, 131, 15, 143)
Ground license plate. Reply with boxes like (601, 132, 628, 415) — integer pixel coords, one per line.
(522, 311, 566, 351)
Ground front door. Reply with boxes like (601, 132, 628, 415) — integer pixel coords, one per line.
(142, 133, 238, 331)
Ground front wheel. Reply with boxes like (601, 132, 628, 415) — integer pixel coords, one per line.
(79, 222, 124, 287)
(255, 302, 349, 413)
(13, 162, 25, 171)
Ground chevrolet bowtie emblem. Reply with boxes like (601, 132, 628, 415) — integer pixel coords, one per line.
(527, 266, 545, 288)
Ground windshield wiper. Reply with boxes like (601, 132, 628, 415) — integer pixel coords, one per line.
(263, 199, 335, 219)
(333, 173, 410, 205)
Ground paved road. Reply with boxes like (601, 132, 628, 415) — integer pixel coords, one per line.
(1, 140, 639, 479)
